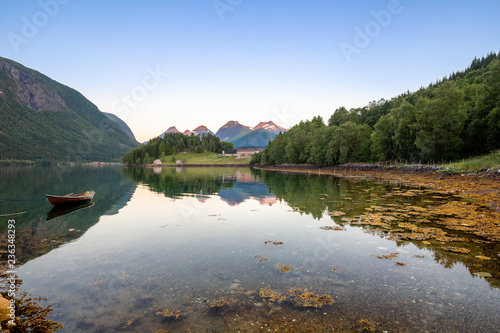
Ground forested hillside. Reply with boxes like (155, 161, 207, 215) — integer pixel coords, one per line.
(0, 57, 138, 161)
(104, 112, 136, 140)
(252, 52, 500, 165)
(122, 132, 234, 164)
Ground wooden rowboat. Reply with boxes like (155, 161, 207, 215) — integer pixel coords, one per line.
(46, 191, 95, 207)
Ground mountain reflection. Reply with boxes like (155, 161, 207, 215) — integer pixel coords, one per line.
(0, 165, 137, 264)
(123, 166, 277, 206)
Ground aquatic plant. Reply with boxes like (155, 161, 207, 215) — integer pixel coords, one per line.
(274, 263, 294, 273)
(372, 252, 399, 260)
(208, 298, 236, 313)
(358, 318, 376, 332)
(155, 308, 183, 320)
(286, 288, 334, 308)
(0, 264, 63, 332)
(122, 318, 134, 329)
(254, 255, 269, 262)
(259, 287, 286, 304)
(264, 240, 284, 246)
(441, 246, 470, 254)
(475, 255, 491, 260)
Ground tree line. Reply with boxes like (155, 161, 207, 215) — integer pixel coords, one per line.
(122, 132, 234, 164)
(251, 52, 500, 166)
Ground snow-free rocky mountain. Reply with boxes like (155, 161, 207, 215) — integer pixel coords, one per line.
(159, 120, 288, 148)
(252, 121, 287, 135)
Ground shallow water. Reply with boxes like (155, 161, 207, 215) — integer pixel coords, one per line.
(1, 165, 499, 332)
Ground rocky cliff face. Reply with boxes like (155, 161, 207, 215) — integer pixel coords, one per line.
(0, 59, 66, 112)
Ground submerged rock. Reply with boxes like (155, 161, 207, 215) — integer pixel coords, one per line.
(229, 282, 241, 291)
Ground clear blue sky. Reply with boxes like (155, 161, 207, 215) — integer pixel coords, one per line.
(1, 0, 499, 142)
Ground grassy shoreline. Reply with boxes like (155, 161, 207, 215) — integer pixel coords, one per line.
(147, 153, 251, 165)
(136, 163, 251, 167)
(441, 150, 500, 172)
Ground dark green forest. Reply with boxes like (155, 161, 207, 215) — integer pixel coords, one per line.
(121, 132, 234, 164)
(251, 53, 500, 166)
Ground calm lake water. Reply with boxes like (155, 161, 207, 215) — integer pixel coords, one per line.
(1, 165, 499, 332)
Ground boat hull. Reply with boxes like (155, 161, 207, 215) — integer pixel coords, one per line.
(46, 191, 95, 207)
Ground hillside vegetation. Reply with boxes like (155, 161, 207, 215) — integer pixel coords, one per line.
(104, 112, 136, 140)
(0, 57, 138, 162)
(213, 120, 286, 148)
(122, 132, 234, 164)
(252, 52, 500, 166)
(232, 128, 275, 148)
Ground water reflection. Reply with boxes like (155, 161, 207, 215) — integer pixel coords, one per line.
(123, 166, 499, 290)
(2, 166, 498, 332)
(123, 166, 277, 206)
(46, 201, 95, 221)
(0, 165, 136, 264)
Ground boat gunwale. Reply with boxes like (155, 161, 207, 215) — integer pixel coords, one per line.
(46, 191, 95, 206)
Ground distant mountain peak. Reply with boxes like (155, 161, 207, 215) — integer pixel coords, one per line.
(221, 120, 252, 130)
(164, 126, 180, 134)
(192, 125, 214, 136)
(252, 121, 287, 134)
(158, 126, 181, 138)
(156, 120, 288, 148)
(215, 121, 252, 143)
(221, 120, 240, 128)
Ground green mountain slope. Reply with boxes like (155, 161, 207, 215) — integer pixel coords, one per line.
(104, 112, 136, 140)
(232, 129, 276, 148)
(0, 57, 138, 161)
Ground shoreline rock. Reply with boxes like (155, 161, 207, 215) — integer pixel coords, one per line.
(256, 163, 500, 178)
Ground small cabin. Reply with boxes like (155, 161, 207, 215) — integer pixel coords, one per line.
(153, 159, 162, 165)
